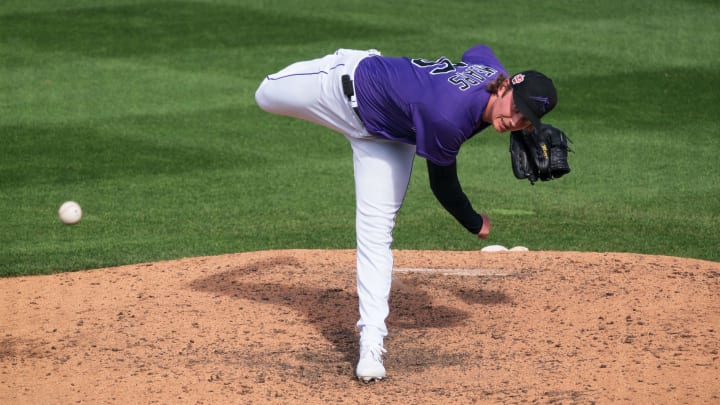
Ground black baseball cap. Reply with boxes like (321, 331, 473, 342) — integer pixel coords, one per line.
(510, 71, 557, 129)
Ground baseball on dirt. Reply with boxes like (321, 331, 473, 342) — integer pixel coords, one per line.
(58, 201, 82, 225)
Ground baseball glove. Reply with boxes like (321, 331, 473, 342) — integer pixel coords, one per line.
(509, 124, 572, 185)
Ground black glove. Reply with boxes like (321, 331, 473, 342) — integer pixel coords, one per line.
(509, 124, 572, 185)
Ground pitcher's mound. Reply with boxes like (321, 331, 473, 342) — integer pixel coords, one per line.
(1, 249, 718, 403)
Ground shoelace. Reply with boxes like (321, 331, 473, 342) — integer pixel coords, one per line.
(362, 345, 387, 362)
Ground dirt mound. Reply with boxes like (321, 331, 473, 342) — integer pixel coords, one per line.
(1, 249, 718, 404)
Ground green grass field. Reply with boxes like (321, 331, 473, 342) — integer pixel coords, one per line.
(1, 0, 719, 276)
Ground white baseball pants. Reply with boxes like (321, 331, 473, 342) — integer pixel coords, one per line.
(255, 49, 416, 346)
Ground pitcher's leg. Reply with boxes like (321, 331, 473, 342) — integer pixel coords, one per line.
(254, 49, 373, 138)
(254, 54, 335, 119)
(351, 138, 416, 345)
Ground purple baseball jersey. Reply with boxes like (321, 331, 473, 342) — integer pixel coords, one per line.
(354, 45, 507, 166)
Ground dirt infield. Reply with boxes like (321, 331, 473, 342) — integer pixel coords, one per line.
(1, 249, 718, 404)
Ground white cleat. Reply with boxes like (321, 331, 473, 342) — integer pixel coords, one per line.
(356, 344, 387, 382)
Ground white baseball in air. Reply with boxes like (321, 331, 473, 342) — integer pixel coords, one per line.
(510, 246, 529, 252)
(481, 244, 508, 252)
(58, 201, 82, 225)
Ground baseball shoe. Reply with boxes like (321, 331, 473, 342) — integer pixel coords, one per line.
(356, 343, 387, 382)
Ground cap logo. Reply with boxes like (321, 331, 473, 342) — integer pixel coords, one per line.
(511, 73, 525, 85)
(529, 96, 551, 113)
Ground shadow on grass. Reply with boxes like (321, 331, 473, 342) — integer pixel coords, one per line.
(0, 2, 415, 58)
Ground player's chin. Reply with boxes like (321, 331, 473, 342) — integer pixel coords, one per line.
(493, 122, 508, 133)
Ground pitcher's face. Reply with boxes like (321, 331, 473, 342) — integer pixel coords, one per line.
(490, 85, 532, 133)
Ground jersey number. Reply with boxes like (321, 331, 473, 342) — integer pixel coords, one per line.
(411, 57, 467, 74)
(411, 57, 496, 91)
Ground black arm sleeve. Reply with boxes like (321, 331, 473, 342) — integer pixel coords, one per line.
(426, 159, 484, 234)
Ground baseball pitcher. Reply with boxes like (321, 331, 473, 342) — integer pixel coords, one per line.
(255, 45, 568, 382)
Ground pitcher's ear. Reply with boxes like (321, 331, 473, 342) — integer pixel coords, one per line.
(498, 79, 511, 94)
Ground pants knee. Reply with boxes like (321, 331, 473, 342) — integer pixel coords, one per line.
(254, 79, 274, 113)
